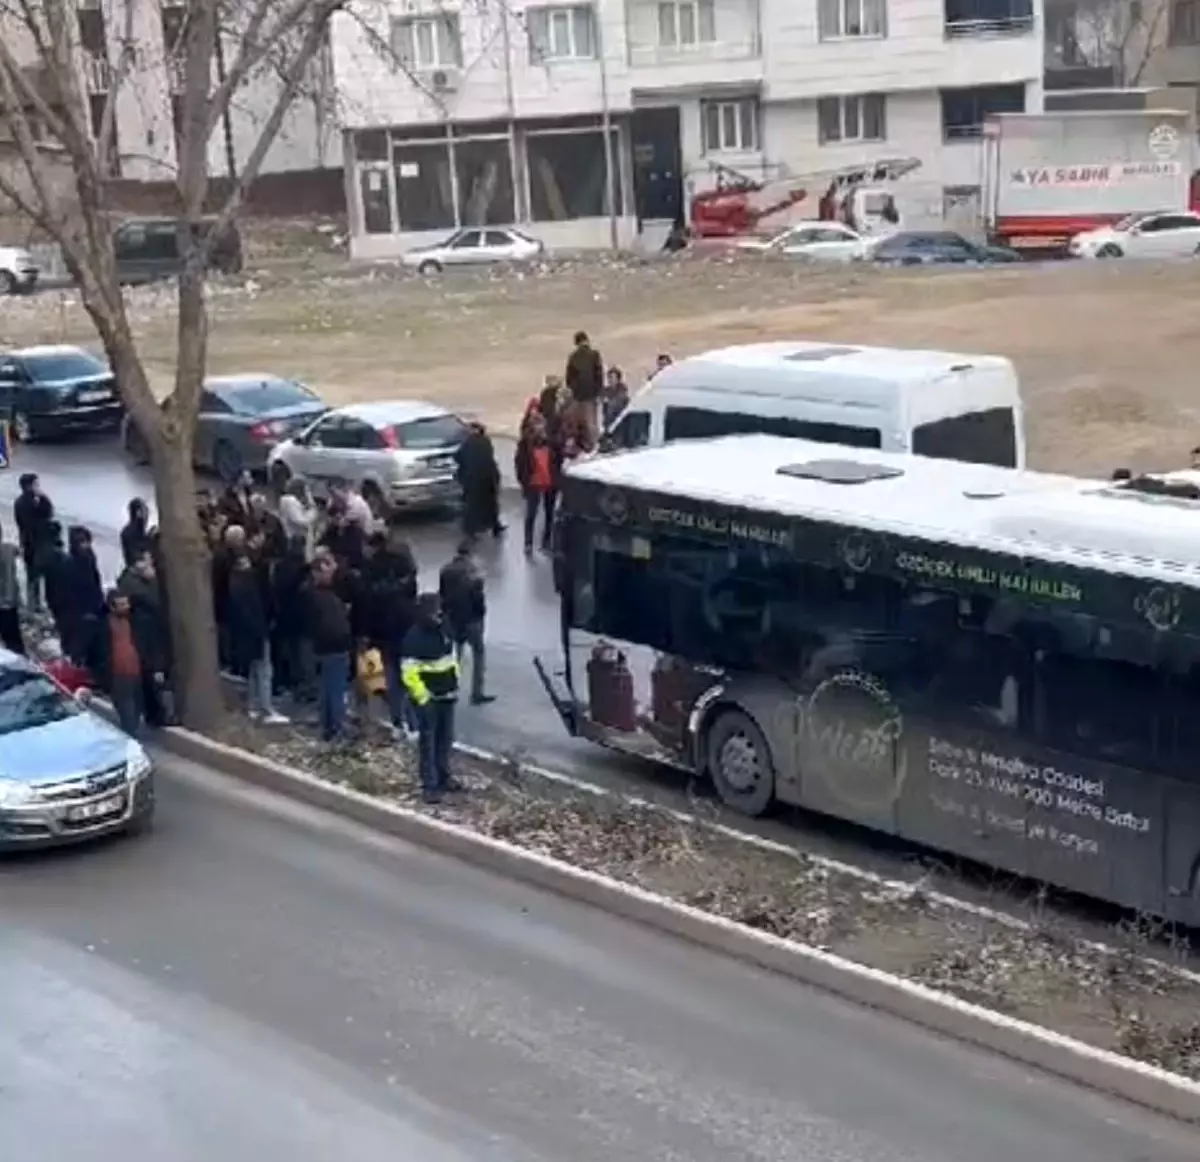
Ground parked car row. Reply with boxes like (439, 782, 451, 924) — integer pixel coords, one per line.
(731, 223, 1023, 266)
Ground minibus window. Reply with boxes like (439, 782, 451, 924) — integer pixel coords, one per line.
(609, 410, 650, 449)
(911, 408, 1017, 468)
(663, 405, 881, 448)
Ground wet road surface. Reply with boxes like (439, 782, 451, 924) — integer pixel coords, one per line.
(4, 753, 1198, 1162)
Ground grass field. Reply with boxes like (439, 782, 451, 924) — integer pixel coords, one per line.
(5, 244, 1200, 476)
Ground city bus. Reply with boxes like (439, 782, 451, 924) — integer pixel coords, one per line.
(539, 435, 1200, 923)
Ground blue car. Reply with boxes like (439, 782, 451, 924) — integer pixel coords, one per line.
(0, 649, 155, 851)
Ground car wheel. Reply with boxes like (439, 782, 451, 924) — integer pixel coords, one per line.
(212, 439, 242, 483)
(11, 410, 35, 443)
(0, 271, 17, 296)
(1097, 243, 1123, 259)
(125, 802, 156, 839)
(705, 707, 776, 817)
(417, 259, 443, 275)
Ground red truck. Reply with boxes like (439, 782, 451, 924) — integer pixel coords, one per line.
(983, 109, 1200, 254)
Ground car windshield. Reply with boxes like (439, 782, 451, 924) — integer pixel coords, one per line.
(225, 380, 318, 413)
(22, 350, 107, 382)
(1115, 213, 1149, 232)
(397, 415, 468, 448)
(0, 669, 81, 737)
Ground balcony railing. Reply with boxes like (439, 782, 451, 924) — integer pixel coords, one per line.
(83, 52, 110, 94)
(628, 37, 761, 70)
(945, 15, 1035, 38)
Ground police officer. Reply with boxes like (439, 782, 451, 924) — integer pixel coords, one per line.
(400, 591, 462, 803)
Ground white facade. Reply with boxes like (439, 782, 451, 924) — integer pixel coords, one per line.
(75, 0, 338, 181)
(333, 0, 1045, 256)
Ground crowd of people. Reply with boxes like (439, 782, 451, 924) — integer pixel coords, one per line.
(0, 332, 671, 803)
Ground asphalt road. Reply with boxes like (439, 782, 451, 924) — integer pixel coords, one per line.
(3, 754, 1197, 1162)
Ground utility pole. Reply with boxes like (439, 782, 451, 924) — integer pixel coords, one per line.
(594, 4, 619, 250)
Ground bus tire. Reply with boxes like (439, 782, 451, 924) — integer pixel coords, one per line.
(705, 708, 775, 817)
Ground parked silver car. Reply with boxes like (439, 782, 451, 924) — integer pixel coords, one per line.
(266, 401, 468, 510)
(400, 227, 543, 275)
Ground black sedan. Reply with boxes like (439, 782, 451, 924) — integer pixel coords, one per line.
(866, 231, 1022, 267)
(122, 374, 327, 481)
(0, 345, 124, 442)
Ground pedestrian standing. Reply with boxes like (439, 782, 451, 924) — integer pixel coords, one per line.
(305, 550, 352, 742)
(565, 330, 603, 450)
(455, 421, 504, 542)
(97, 590, 145, 738)
(438, 540, 494, 705)
(120, 499, 152, 568)
(401, 592, 462, 803)
(117, 550, 171, 728)
(60, 525, 105, 664)
(361, 519, 420, 739)
(12, 472, 54, 612)
(514, 414, 562, 554)
(278, 478, 316, 556)
(0, 521, 24, 655)
(228, 550, 287, 723)
(601, 366, 630, 431)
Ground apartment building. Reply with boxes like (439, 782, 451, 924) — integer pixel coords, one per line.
(330, 0, 1045, 257)
(9, 0, 338, 183)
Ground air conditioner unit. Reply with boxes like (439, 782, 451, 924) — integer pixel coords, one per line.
(430, 68, 459, 92)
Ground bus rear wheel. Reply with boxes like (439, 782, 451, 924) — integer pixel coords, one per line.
(705, 708, 775, 817)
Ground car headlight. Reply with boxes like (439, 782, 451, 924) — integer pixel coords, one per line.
(125, 743, 152, 781)
(0, 780, 37, 807)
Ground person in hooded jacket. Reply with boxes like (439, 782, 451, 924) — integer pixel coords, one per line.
(270, 535, 313, 699)
(228, 549, 287, 723)
(57, 525, 105, 663)
(12, 472, 54, 611)
(438, 540, 494, 706)
(117, 549, 170, 727)
(455, 421, 504, 541)
(361, 519, 420, 737)
(120, 499, 152, 568)
(40, 522, 72, 637)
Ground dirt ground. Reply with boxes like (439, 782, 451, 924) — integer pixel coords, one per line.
(7, 247, 1200, 476)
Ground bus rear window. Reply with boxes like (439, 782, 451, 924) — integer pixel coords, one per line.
(911, 408, 1017, 468)
(662, 405, 881, 449)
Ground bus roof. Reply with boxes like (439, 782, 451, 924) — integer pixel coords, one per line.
(568, 435, 1200, 584)
(661, 341, 1013, 389)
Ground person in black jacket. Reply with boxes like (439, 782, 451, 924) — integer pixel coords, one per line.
(120, 499, 152, 567)
(401, 592, 461, 803)
(57, 525, 104, 663)
(12, 472, 54, 611)
(454, 422, 503, 542)
(117, 550, 170, 727)
(318, 500, 365, 570)
(360, 520, 420, 737)
(565, 330, 603, 450)
(228, 550, 286, 723)
(270, 536, 312, 700)
(438, 541, 493, 706)
(305, 550, 353, 741)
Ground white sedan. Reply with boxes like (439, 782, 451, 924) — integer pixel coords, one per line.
(1069, 211, 1200, 260)
(401, 226, 543, 274)
(732, 221, 866, 262)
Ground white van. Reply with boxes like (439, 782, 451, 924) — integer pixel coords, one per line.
(607, 341, 1026, 469)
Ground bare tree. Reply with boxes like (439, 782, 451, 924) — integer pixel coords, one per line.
(0, 0, 342, 731)
(1047, 0, 1171, 86)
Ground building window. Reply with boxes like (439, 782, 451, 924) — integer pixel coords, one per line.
(943, 0, 1034, 38)
(1170, 0, 1200, 45)
(391, 15, 463, 69)
(817, 94, 886, 143)
(818, 0, 888, 39)
(701, 98, 759, 153)
(940, 82, 1025, 140)
(657, 1, 716, 47)
(528, 5, 598, 61)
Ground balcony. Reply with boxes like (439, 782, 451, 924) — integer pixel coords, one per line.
(944, 0, 1035, 39)
(83, 53, 110, 94)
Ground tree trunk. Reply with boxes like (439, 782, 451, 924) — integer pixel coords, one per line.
(152, 436, 223, 733)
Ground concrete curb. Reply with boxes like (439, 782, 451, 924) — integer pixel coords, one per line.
(147, 720, 1200, 1124)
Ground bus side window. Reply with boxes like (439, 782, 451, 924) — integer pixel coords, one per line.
(663, 404, 880, 449)
(609, 410, 649, 449)
(911, 408, 1018, 468)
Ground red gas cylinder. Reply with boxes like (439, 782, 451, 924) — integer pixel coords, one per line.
(587, 641, 637, 733)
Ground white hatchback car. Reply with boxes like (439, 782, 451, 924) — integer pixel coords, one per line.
(732, 221, 866, 262)
(0, 244, 38, 294)
(401, 226, 543, 275)
(267, 401, 468, 511)
(1069, 210, 1200, 260)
